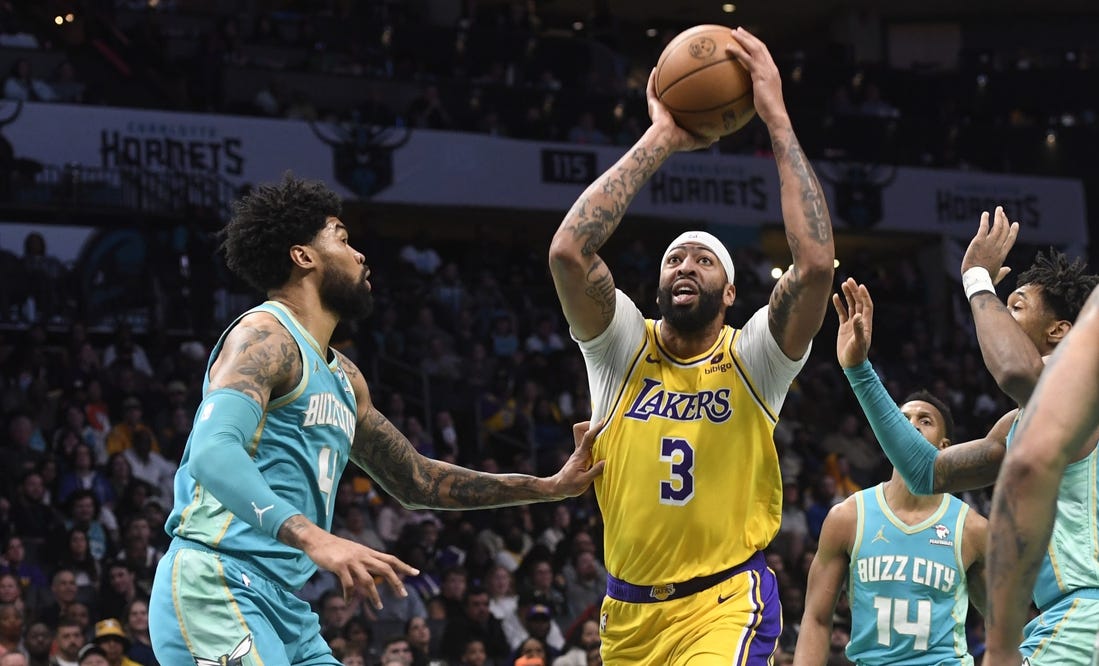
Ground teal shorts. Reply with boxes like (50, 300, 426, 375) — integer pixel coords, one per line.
(149, 539, 339, 666)
(1021, 591, 1099, 666)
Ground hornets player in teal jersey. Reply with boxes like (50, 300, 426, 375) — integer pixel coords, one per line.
(147, 174, 604, 666)
(840, 209, 1099, 666)
(985, 283, 1099, 666)
(793, 280, 988, 666)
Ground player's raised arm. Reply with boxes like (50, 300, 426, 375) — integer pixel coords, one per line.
(836, 279, 1008, 494)
(985, 285, 1099, 664)
(548, 70, 713, 342)
(960, 206, 1046, 406)
(341, 353, 604, 508)
(793, 499, 855, 666)
(727, 27, 834, 359)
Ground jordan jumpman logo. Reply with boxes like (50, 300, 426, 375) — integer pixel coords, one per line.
(252, 501, 274, 527)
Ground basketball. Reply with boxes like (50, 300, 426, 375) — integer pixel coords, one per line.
(654, 25, 755, 138)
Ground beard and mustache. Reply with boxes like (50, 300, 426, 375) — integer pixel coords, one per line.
(656, 280, 725, 334)
(319, 263, 374, 321)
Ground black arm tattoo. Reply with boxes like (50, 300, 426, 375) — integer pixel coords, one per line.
(984, 489, 1043, 627)
(973, 293, 1008, 312)
(276, 514, 312, 549)
(584, 259, 616, 324)
(771, 129, 832, 246)
(214, 321, 301, 404)
(766, 128, 834, 349)
(769, 276, 798, 341)
(350, 408, 548, 509)
(564, 144, 669, 257)
(932, 440, 1005, 493)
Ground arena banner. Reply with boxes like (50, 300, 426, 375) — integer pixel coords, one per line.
(369, 128, 783, 225)
(1, 102, 1086, 245)
(0, 100, 351, 196)
(818, 161, 1087, 245)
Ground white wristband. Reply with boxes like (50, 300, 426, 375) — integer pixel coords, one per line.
(962, 266, 995, 300)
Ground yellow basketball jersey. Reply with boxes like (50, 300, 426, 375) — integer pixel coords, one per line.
(594, 319, 781, 586)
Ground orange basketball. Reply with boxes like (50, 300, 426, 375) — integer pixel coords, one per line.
(654, 25, 755, 138)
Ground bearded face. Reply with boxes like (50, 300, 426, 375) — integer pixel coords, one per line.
(319, 262, 374, 320)
(656, 277, 725, 334)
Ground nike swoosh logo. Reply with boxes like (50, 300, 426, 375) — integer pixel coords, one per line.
(645, 354, 660, 363)
(717, 593, 734, 604)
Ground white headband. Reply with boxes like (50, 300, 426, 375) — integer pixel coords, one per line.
(661, 231, 735, 285)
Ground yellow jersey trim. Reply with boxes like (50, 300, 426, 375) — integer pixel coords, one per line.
(652, 320, 729, 366)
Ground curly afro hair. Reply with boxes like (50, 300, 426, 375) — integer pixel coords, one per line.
(1016, 249, 1099, 323)
(220, 174, 342, 293)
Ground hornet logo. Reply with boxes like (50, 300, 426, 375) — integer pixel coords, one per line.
(929, 523, 954, 547)
(194, 633, 252, 666)
(310, 120, 411, 198)
(817, 161, 898, 230)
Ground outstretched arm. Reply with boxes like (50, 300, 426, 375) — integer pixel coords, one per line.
(835, 279, 1008, 493)
(793, 500, 854, 666)
(930, 410, 1012, 492)
(549, 71, 712, 342)
(985, 285, 1099, 665)
(961, 206, 1043, 406)
(728, 28, 834, 359)
(342, 354, 603, 508)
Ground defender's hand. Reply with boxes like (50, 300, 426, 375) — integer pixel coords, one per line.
(833, 278, 874, 369)
(961, 205, 1019, 284)
(305, 532, 419, 610)
(547, 419, 607, 498)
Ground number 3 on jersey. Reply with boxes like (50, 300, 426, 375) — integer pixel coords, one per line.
(659, 437, 695, 505)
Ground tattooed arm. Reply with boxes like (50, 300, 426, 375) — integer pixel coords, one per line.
(549, 71, 713, 342)
(929, 409, 1013, 493)
(728, 28, 834, 359)
(339, 353, 603, 509)
(985, 286, 1099, 664)
(192, 312, 302, 538)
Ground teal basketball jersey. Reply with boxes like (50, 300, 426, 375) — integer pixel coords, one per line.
(165, 301, 356, 590)
(846, 484, 973, 665)
(1006, 417, 1099, 611)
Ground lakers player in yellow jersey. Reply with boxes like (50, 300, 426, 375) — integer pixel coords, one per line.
(549, 27, 835, 665)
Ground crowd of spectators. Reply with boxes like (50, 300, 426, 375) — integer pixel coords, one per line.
(0, 1, 1097, 176)
(0, 219, 1025, 664)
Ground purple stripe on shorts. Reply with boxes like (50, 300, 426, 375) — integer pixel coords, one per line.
(739, 567, 782, 666)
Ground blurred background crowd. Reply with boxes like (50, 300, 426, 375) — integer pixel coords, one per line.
(0, 0, 1091, 664)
